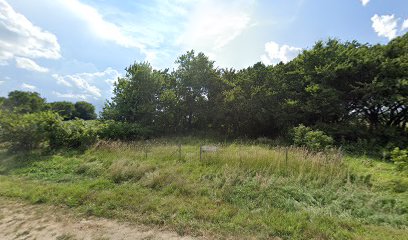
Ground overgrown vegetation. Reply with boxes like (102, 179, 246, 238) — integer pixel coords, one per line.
(0, 111, 61, 152)
(0, 34, 407, 239)
(101, 34, 408, 153)
(0, 140, 406, 239)
(0, 90, 96, 120)
(292, 124, 333, 151)
(391, 147, 408, 171)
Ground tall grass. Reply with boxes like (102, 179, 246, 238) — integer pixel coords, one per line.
(205, 145, 345, 182)
(1, 139, 406, 239)
(94, 140, 346, 184)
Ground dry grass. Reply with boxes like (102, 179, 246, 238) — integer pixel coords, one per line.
(95, 140, 346, 184)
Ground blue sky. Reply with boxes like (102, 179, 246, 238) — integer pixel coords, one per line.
(0, 0, 407, 111)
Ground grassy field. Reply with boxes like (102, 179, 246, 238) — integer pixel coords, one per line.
(0, 139, 407, 239)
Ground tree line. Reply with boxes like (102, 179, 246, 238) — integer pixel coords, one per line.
(0, 34, 406, 153)
(0, 90, 96, 120)
(102, 34, 408, 149)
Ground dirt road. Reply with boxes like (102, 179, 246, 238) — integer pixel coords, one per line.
(0, 198, 197, 240)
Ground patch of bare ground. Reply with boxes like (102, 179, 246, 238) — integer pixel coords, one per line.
(0, 198, 198, 240)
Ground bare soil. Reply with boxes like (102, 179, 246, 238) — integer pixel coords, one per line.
(0, 198, 197, 240)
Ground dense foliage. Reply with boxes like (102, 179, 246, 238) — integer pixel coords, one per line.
(0, 111, 62, 151)
(0, 91, 96, 120)
(2, 91, 46, 114)
(0, 93, 98, 151)
(98, 120, 153, 141)
(292, 124, 333, 151)
(0, 34, 407, 154)
(391, 147, 408, 171)
(74, 101, 97, 120)
(102, 35, 408, 151)
(49, 119, 100, 150)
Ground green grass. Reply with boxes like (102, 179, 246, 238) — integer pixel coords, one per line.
(0, 139, 407, 239)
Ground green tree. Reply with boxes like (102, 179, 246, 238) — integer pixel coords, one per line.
(174, 50, 223, 130)
(352, 34, 408, 131)
(49, 101, 75, 120)
(0, 97, 5, 108)
(102, 62, 164, 126)
(74, 101, 97, 120)
(4, 90, 46, 113)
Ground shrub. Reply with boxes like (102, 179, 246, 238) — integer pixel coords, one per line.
(292, 124, 333, 151)
(0, 111, 62, 152)
(49, 119, 100, 150)
(98, 120, 153, 141)
(390, 147, 408, 171)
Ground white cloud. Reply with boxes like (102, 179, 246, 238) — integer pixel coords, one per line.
(177, 0, 254, 56)
(15, 57, 49, 73)
(52, 74, 72, 87)
(402, 19, 408, 32)
(0, 80, 4, 85)
(360, 0, 370, 6)
(52, 67, 120, 99)
(52, 91, 87, 100)
(57, 0, 144, 50)
(260, 41, 301, 65)
(41, 0, 254, 68)
(371, 14, 398, 40)
(21, 83, 36, 90)
(0, 0, 61, 65)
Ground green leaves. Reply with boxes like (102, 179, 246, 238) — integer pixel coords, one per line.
(3, 90, 46, 114)
(292, 124, 334, 151)
(0, 111, 62, 152)
(69, 34, 408, 148)
(391, 147, 408, 171)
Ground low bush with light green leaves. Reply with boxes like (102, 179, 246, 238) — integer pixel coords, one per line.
(391, 147, 408, 171)
(49, 119, 101, 151)
(292, 124, 334, 151)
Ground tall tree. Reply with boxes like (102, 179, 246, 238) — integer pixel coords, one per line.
(174, 50, 223, 130)
(4, 91, 46, 114)
(102, 62, 164, 125)
(49, 101, 75, 120)
(74, 101, 97, 120)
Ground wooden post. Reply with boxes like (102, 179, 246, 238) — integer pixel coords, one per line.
(199, 145, 202, 161)
(285, 147, 288, 174)
(178, 144, 182, 160)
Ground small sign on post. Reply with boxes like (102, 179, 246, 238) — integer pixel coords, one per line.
(200, 145, 218, 160)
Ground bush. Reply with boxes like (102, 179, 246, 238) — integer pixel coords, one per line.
(390, 147, 408, 171)
(49, 119, 100, 150)
(292, 124, 333, 151)
(98, 120, 153, 141)
(0, 111, 62, 152)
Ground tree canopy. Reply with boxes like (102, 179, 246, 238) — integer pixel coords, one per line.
(1, 92, 97, 121)
(102, 34, 408, 147)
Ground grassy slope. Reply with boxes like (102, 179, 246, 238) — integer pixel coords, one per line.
(0, 140, 407, 239)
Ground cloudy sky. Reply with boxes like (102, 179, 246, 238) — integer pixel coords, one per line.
(0, 0, 407, 111)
